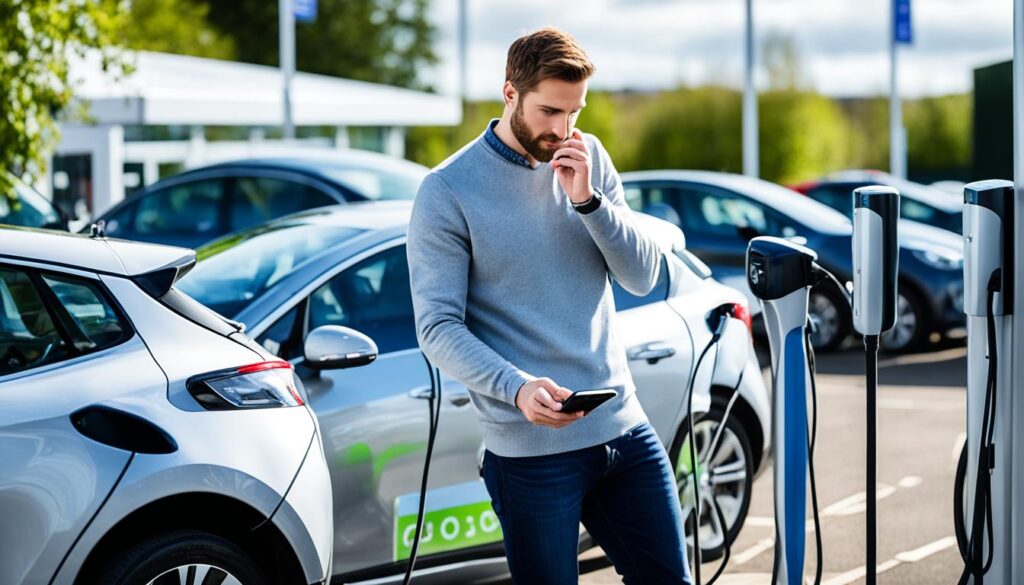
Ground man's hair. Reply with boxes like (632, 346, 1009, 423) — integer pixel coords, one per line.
(505, 27, 595, 95)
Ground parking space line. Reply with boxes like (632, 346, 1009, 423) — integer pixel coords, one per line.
(820, 536, 956, 585)
(733, 537, 775, 564)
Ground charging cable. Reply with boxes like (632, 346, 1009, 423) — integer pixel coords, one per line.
(956, 270, 1002, 585)
(402, 354, 442, 585)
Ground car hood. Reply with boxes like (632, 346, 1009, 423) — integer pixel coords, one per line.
(898, 220, 963, 253)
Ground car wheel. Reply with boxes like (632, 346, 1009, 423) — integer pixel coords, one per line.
(808, 283, 851, 352)
(671, 404, 754, 562)
(881, 289, 929, 353)
(96, 529, 270, 585)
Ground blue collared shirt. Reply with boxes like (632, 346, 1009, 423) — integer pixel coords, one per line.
(483, 118, 534, 169)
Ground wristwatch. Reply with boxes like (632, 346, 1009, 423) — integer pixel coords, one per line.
(572, 188, 603, 215)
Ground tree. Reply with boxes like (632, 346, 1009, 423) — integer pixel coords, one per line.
(120, 0, 235, 60)
(205, 0, 439, 90)
(759, 90, 850, 184)
(0, 0, 128, 190)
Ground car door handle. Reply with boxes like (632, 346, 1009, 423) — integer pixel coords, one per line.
(447, 392, 472, 407)
(627, 345, 676, 365)
(409, 386, 472, 407)
(409, 385, 434, 400)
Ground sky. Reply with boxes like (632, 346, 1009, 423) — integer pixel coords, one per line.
(424, 0, 1015, 100)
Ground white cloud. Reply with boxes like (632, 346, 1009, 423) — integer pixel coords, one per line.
(424, 0, 1014, 99)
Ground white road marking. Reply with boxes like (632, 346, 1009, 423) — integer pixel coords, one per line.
(733, 537, 775, 564)
(820, 536, 957, 585)
(894, 536, 958, 562)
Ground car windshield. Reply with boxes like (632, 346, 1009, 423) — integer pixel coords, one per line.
(320, 160, 427, 201)
(178, 222, 363, 318)
(1, 175, 61, 228)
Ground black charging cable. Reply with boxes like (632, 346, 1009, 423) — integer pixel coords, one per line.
(402, 354, 443, 585)
(957, 270, 1002, 585)
(804, 326, 825, 585)
(685, 307, 731, 585)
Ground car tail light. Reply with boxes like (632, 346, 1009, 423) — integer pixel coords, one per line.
(729, 303, 753, 334)
(186, 361, 304, 410)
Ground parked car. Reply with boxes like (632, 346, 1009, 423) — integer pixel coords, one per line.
(87, 149, 430, 249)
(1, 172, 68, 230)
(621, 170, 965, 353)
(0, 227, 338, 584)
(177, 201, 772, 583)
(791, 170, 964, 234)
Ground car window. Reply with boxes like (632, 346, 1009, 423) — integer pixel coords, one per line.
(133, 179, 226, 236)
(307, 245, 417, 354)
(806, 185, 855, 217)
(0, 268, 70, 375)
(0, 268, 129, 376)
(230, 177, 337, 232)
(612, 257, 670, 311)
(677, 186, 798, 238)
(41, 274, 129, 351)
(257, 304, 303, 360)
(901, 199, 938, 224)
(178, 223, 362, 319)
(102, 201, 137, 238)
(0, 178, 62, 228)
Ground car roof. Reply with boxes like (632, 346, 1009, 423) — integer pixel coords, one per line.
(0, 225, 195, 280)
(250, 199, 415, 233)
(621, 169, 852, 235)
(821, 170, 962, 212)
(182, 149, 429, 181)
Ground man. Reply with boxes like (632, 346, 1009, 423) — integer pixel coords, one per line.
(407, 27, 692, 585)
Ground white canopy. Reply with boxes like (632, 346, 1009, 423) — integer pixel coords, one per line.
(69, 50, 462, 127)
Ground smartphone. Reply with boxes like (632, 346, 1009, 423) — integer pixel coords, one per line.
(560, 388, 618, 414)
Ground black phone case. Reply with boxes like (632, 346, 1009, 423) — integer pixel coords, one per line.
(560, 390, 618, 413)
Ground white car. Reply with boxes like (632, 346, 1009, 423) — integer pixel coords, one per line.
(179, 201, 772, 583)
(0, 228, 338, 584)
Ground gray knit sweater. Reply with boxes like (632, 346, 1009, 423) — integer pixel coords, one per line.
(407, 128, 659, 457)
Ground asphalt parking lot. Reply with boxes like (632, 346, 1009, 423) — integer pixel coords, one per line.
(580, 340, 968, 585)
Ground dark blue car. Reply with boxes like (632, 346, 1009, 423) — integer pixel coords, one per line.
(621, 170, 965, 353)
(86, 150, 429, 249)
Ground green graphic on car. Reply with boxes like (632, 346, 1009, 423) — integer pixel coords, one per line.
(394, 480, 503, 561)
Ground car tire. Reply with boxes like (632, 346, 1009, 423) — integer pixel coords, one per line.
(881, 287, 929, 353)
(670, 402, 755, 563)
(96, 529, 270, 585)
(808, 283, 851, 353)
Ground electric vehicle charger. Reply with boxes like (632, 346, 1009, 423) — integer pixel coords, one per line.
(956, 272, 1001, 585)
(746, 236, 837, 585)
(954, 178, 1015, 585)
(851, 185, 900, 585)
(402, 354, 442, 585)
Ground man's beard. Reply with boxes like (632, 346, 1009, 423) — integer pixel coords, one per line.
(510, 101, 563, 163)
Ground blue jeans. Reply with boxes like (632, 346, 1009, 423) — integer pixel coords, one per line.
(481, 422, 693, 585)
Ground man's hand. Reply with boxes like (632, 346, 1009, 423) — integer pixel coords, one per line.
(551, 129, 593, 205)
(514, 378, 585, 428)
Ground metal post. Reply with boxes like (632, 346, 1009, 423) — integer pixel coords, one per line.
(279, 0, 296, 140)
(889, 5, 905, 179)
(458, 0, 469, 104)
(742, 0, 758, 178)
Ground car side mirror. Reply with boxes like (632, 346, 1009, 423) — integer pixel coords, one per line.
(303, 325, 378, 370)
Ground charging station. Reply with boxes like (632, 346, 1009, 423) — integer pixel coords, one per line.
(746, 236, 826, 585)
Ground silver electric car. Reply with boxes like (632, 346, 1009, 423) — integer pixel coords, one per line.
(0, 227, 342, 585)
(179, 201, 772, 583)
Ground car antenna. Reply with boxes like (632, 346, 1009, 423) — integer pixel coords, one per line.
(89, 220, 106, 239)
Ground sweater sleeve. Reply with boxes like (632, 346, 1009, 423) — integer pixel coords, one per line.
(407, 173, 535, 406)
(575, 135, 662, 296)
